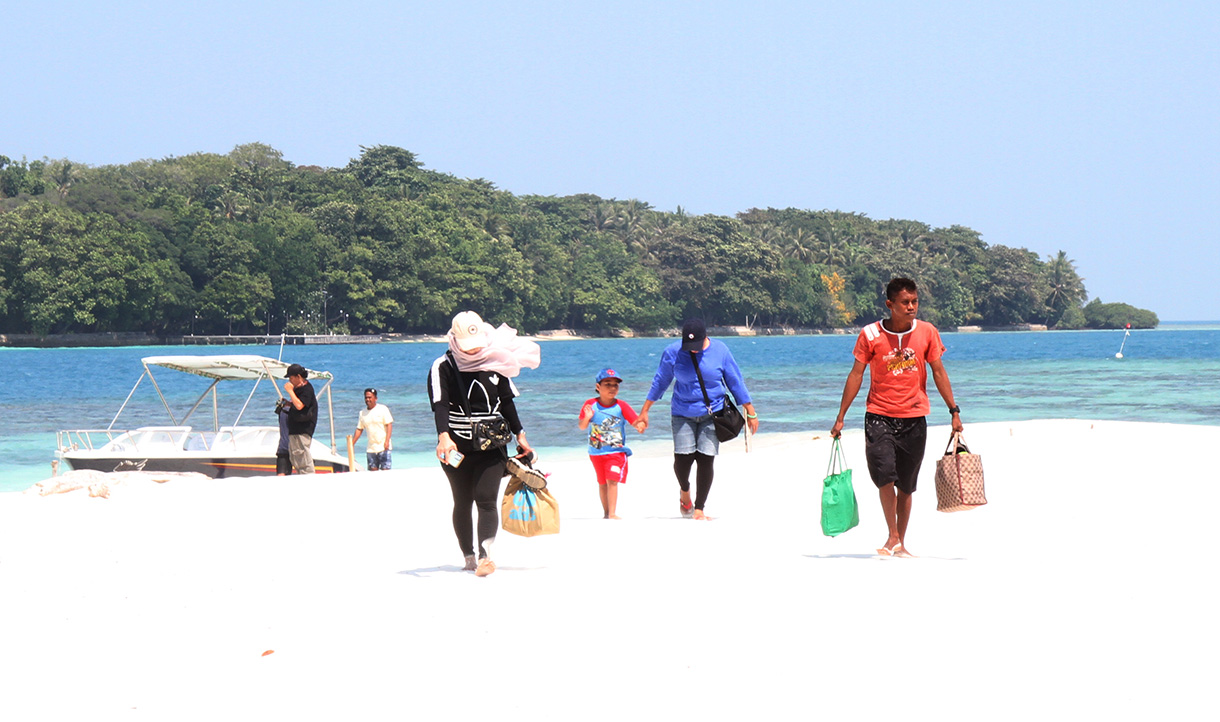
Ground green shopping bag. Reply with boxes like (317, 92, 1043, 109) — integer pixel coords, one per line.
(821, 438, 859, 537)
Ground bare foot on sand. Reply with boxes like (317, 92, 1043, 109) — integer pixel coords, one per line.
(607, 514, 622, 520)
(463, 555, 477, 571)
(692, 509, 712, 520)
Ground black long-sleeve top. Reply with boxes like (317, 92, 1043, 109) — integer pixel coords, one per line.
(427, 354, 524, 452)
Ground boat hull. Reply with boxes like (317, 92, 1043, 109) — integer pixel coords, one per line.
(64, 455, 350, 477)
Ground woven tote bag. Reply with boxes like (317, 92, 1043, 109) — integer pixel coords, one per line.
(934, 432, 987, 512)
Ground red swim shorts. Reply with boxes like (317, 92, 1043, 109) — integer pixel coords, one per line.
(589, 452, 628, 485)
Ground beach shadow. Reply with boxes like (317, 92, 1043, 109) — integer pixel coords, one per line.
(566, 514, 699, 522)
(397, 563, 551, 576)
(804, 553, 968, 561)
(398, 565, 464, 577)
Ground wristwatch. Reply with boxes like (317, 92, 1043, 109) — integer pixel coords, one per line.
(948, 405, 961, 415)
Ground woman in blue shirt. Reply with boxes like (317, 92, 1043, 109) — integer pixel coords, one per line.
(637, 319, 759, 519)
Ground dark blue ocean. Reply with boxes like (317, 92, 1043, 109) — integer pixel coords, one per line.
(3, 323, 1218, 492)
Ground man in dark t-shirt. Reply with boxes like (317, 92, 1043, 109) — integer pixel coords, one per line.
(283, 362, 318, 474)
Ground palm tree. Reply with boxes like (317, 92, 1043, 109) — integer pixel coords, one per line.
(587, 202, 617, 232)
(47, 159, 81, 200)
(817, 223, 849, 266)
(614, 199, 650, 245)
(214, 190, 249, 220)
(1044, 250, 1087, 317)
(477, 210, 512, 243)
(783, 227, 817, 264)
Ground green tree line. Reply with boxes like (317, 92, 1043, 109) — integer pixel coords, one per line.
(0, 144, 1156, 336)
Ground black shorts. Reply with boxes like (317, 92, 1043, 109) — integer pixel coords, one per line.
(864, 412, 927, 494)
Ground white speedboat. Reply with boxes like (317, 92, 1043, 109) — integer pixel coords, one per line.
(57, 355, 352, 476)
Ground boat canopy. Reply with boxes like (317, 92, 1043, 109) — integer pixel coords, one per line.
(141, 355, 334, 382)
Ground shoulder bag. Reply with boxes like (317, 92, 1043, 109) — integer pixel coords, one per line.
(690, 350, 745, 442)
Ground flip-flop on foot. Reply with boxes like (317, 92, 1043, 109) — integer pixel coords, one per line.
(877, 546, 895, 557)
(893, 544, 915, 559)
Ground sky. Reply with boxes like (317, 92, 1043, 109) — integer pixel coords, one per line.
(4, 1, 1217, 320)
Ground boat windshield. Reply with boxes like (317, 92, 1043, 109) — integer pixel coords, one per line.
(104, 427, 192, 454)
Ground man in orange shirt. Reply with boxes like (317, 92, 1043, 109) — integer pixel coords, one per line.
(830, 278, 964, 557)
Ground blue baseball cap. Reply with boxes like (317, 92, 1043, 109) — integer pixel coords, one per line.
(596, 368, 623, 383)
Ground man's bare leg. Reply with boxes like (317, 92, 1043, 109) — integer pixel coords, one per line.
(599, 484, 610, 519)
(894, 489, 915, 557)
(877, 483, 901, 555)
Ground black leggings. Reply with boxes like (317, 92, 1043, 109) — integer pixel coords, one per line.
(441, 450, 505, 558)
(674, 452, 715, 510)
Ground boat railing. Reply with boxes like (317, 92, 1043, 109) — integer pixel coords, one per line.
(57, 429, 124, 453)
(59, 425, 283, 456)
(57, 427, 193, 454)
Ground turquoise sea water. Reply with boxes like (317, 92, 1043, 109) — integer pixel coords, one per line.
(3, 323, 1218, 492)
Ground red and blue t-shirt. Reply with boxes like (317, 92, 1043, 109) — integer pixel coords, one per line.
(579, 399, 638, 456)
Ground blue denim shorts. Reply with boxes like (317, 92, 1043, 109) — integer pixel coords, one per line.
(671, 414, 719, 456)
(366, 450, 392, 471)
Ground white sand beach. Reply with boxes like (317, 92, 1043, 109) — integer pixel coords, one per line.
(2, 419, 1216, 720)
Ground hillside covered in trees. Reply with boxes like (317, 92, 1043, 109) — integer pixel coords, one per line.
(0, 144, 1157, 336)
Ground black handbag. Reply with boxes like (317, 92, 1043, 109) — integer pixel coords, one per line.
(447, 352, 513, 451)
(470, 416, 512, 451)
(690, 350, 745, 442)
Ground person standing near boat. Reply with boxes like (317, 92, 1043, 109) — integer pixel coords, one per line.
(283, 363, 318, 474)
(830, 277, 964, 558)
(429, 311, 540, 577)
(274, 396, 292, 475)
(352, 388, 394, 471)
(637, 319, 759, 520)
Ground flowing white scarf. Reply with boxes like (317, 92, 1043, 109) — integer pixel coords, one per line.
(447, 323, 541, 377)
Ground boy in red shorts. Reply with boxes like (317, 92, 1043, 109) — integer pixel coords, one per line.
(830, 278, 964, 557)
(578, 368, 645, 519)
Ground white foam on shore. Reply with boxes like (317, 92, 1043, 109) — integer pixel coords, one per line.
(1, 419, 1216, 720)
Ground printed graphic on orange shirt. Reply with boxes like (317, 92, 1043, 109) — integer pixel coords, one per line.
(884, 347, 918, 376)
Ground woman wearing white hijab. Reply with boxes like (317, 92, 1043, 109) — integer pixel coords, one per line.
(427, 311, 541, 577)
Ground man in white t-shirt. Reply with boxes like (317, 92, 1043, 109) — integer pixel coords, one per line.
(353, 388, 394, 470)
